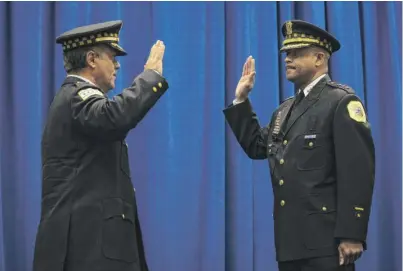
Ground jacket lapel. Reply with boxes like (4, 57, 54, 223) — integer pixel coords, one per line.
(283, 75, 330, 137)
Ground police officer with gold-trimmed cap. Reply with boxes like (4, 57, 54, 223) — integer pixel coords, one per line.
(224, 19, 375, 270)
(33, 20, 168, 271)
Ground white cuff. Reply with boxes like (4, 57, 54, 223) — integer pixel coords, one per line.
(233, 98, 246, 105)
(151, 69, 161, 75)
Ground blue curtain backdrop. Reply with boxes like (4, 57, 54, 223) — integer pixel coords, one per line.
(0, 1, 401, 271)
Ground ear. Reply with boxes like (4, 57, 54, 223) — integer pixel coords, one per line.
(86, 50, 97, 69)
(315, 51, 326, 67)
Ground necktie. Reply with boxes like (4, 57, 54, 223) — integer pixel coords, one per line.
(294, 91, 305, 106)
(282, 91, 304, 130)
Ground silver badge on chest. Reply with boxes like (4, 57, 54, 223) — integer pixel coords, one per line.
(273, 111, 282, 136)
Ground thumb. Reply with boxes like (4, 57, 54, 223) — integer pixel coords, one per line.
(338, 246, 345, 265)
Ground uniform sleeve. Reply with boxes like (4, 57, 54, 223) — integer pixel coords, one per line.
(71, 69, 168, 140)
(333, 94, 375, 245)
(223, 98, 272, 159)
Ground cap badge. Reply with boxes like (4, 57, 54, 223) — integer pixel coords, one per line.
(286, 21, 293, 36)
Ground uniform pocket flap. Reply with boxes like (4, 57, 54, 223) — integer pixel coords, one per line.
(103, 198, 134, 223)
(303, 193, 336, 214)
(101, 198, 138, 262)
(301, 135, 321, 149)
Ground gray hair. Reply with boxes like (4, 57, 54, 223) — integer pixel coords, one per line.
(63, 45, 109, 74)
(309, 45, 331, 64)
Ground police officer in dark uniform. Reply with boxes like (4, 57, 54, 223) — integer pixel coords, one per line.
(223, 20, 375, 271)
(33, 20, 168, 271)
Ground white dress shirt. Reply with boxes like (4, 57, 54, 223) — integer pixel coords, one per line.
(298, 73, 327, 97)
(67, 74, 97, 86)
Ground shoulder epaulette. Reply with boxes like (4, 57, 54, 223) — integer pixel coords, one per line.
(326, 81, 354, 94)
(76, 87, 105, 101)
(73, 81, 105, 101)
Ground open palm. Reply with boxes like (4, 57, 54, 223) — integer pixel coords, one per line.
(144, 40, 165, 75)
(235, 56, 256, 101)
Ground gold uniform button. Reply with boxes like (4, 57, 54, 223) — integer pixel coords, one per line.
(280, 200, 285, 206)
(283, 140, 288, 145)
(158, 82, 163, 88)
(279, 159, 284, 165)
(356, 213, 361, 218)
(153, 87, 158, 92)
(309, 142, 314, 147)
(322, 206, 327, 211)
(279, 179, 284, 186)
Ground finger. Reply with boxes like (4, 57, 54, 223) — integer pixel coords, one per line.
(150, 44, 163, 61)
(251, 58, 255, 73)
(342, 249, 350, 265)
(242, 61, 248, 76)
(150, 40, 162, 56)
(348, 253, 356, 265)
(349, 249, 360, 264)
(352, 249, 362, 262)
(149, 44, 157, 58)
(246, 74, 253, 84)
(344, 249, 353, 265)
(246, 57, 251, 74)
(249, 71, 256, 82)
(245, 56, 252, 74)
(158, 43, 165, 59)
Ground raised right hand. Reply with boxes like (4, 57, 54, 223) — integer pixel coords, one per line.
(144, 40, 165, 75)
(235, 56, 256, 102)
